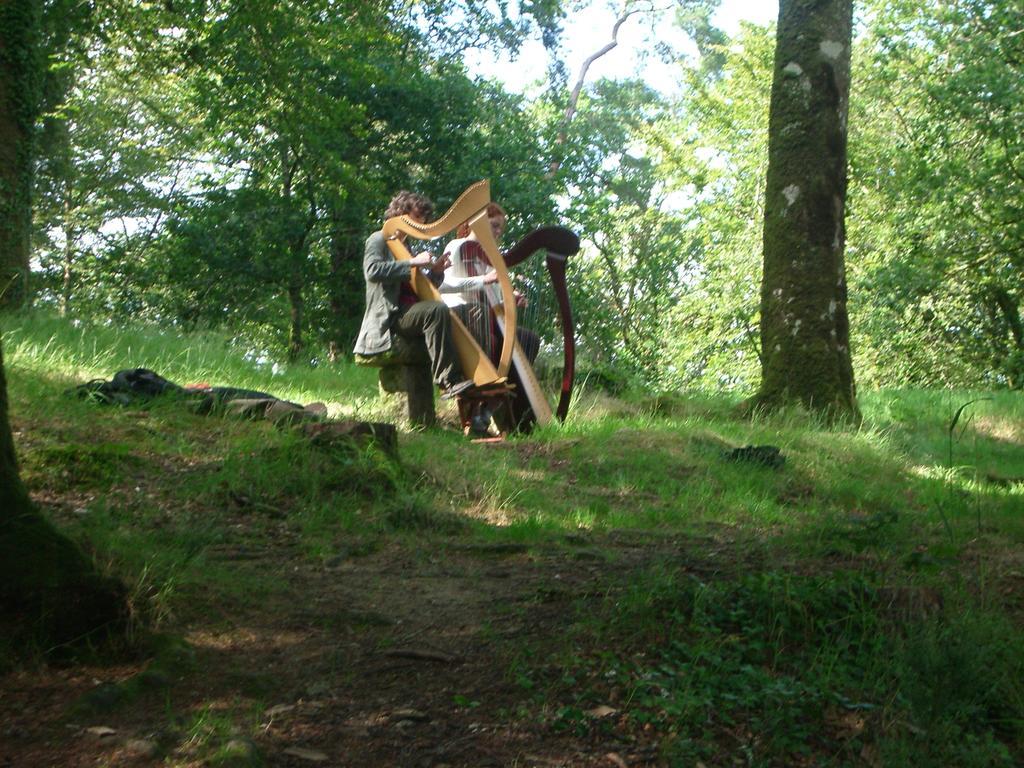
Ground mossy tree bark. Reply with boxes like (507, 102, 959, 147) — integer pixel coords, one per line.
(0, 0, 38, 310)
(752, 0, 860, 422)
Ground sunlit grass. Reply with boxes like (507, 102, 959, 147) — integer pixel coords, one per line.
(7, 310, 1021, 556)
(4, 309, 1023, 764)
(2, 310, 380, 407)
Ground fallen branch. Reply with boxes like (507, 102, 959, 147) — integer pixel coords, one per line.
(380, 647, 459, 663)
(548, 1, 668, 177)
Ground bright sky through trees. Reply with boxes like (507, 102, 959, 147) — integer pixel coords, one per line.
(465, 1, 778, 93)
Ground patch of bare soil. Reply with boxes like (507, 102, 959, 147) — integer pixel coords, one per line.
(1, 528, 730, 768)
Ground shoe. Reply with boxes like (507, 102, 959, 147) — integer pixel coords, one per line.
(469, 407, 493, 436)
(441, 379, 475, 400)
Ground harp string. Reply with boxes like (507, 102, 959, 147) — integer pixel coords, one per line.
(511, 256, 560, 388)
(440, 234, 566, 428)
(449, 239, 563, 386)
(441, 238, 497, 363)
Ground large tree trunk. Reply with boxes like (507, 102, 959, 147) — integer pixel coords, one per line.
(0, 341, 127, 659)
(287, 270, 305, 362)
(0, 0, 37, 310)
(0, 1, 125, 660)
(990, 285, 1023, 389)
(751, 0, 859, 421)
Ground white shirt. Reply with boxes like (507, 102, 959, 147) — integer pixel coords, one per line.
(438, 237, 489, 308)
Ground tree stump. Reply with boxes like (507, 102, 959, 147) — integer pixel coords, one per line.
(356, 337, 436, 428)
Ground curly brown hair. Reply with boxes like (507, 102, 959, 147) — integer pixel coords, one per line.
(384, 191, 434, 221)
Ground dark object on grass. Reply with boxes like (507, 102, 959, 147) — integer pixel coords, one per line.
(64, 371, 395, 458)
(191, 385, 287, 414)
(724, 444, 785, 469)
(65, 368, 302, 413)
(66, 367, 185, 405)
(111, 368, 183, 397)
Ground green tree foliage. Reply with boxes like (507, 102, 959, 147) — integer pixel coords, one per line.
(657, 1, 1024, 395)
(31, 0, 561, 360)
(33, 0, 211, 317)
(658, 22, 773, 392)
(21, 0, 1024, 393)
(848, 0, 1024, 388)
(555, 79, 687, 384)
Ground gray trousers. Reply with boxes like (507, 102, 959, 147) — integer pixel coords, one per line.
(395, 300, 462, 387)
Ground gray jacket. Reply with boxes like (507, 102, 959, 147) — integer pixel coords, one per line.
(353, 231, 441, 356)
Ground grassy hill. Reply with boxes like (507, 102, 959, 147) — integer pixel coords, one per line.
(3, 310, 1023, 767)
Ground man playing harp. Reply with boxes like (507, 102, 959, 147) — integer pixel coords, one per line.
(353, 191, 475, 400)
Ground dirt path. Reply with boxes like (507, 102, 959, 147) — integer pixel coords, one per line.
(1, 532, 717, 767)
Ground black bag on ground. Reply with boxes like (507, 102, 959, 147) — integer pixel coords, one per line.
(111, 368, 185, 397)
(66, 368, 185, 405)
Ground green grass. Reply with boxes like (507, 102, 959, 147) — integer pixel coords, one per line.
(2, 311, 416, 618)
(535, 565, 1023, 766)
(402, 393, 1023, 561)
(4, 308, 1023, 764)
(2, 310, 383, 416)
(7, 307, 1021, 596)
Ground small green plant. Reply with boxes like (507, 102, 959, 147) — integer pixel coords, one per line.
(124, 562, 177, 644)
(947, 397, 991, 470)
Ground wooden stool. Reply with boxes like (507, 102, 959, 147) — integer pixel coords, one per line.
(456, 381, 515, 438)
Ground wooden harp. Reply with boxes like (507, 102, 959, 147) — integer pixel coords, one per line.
(382, 180, 517, 386)
(493, 226, 579, 430)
